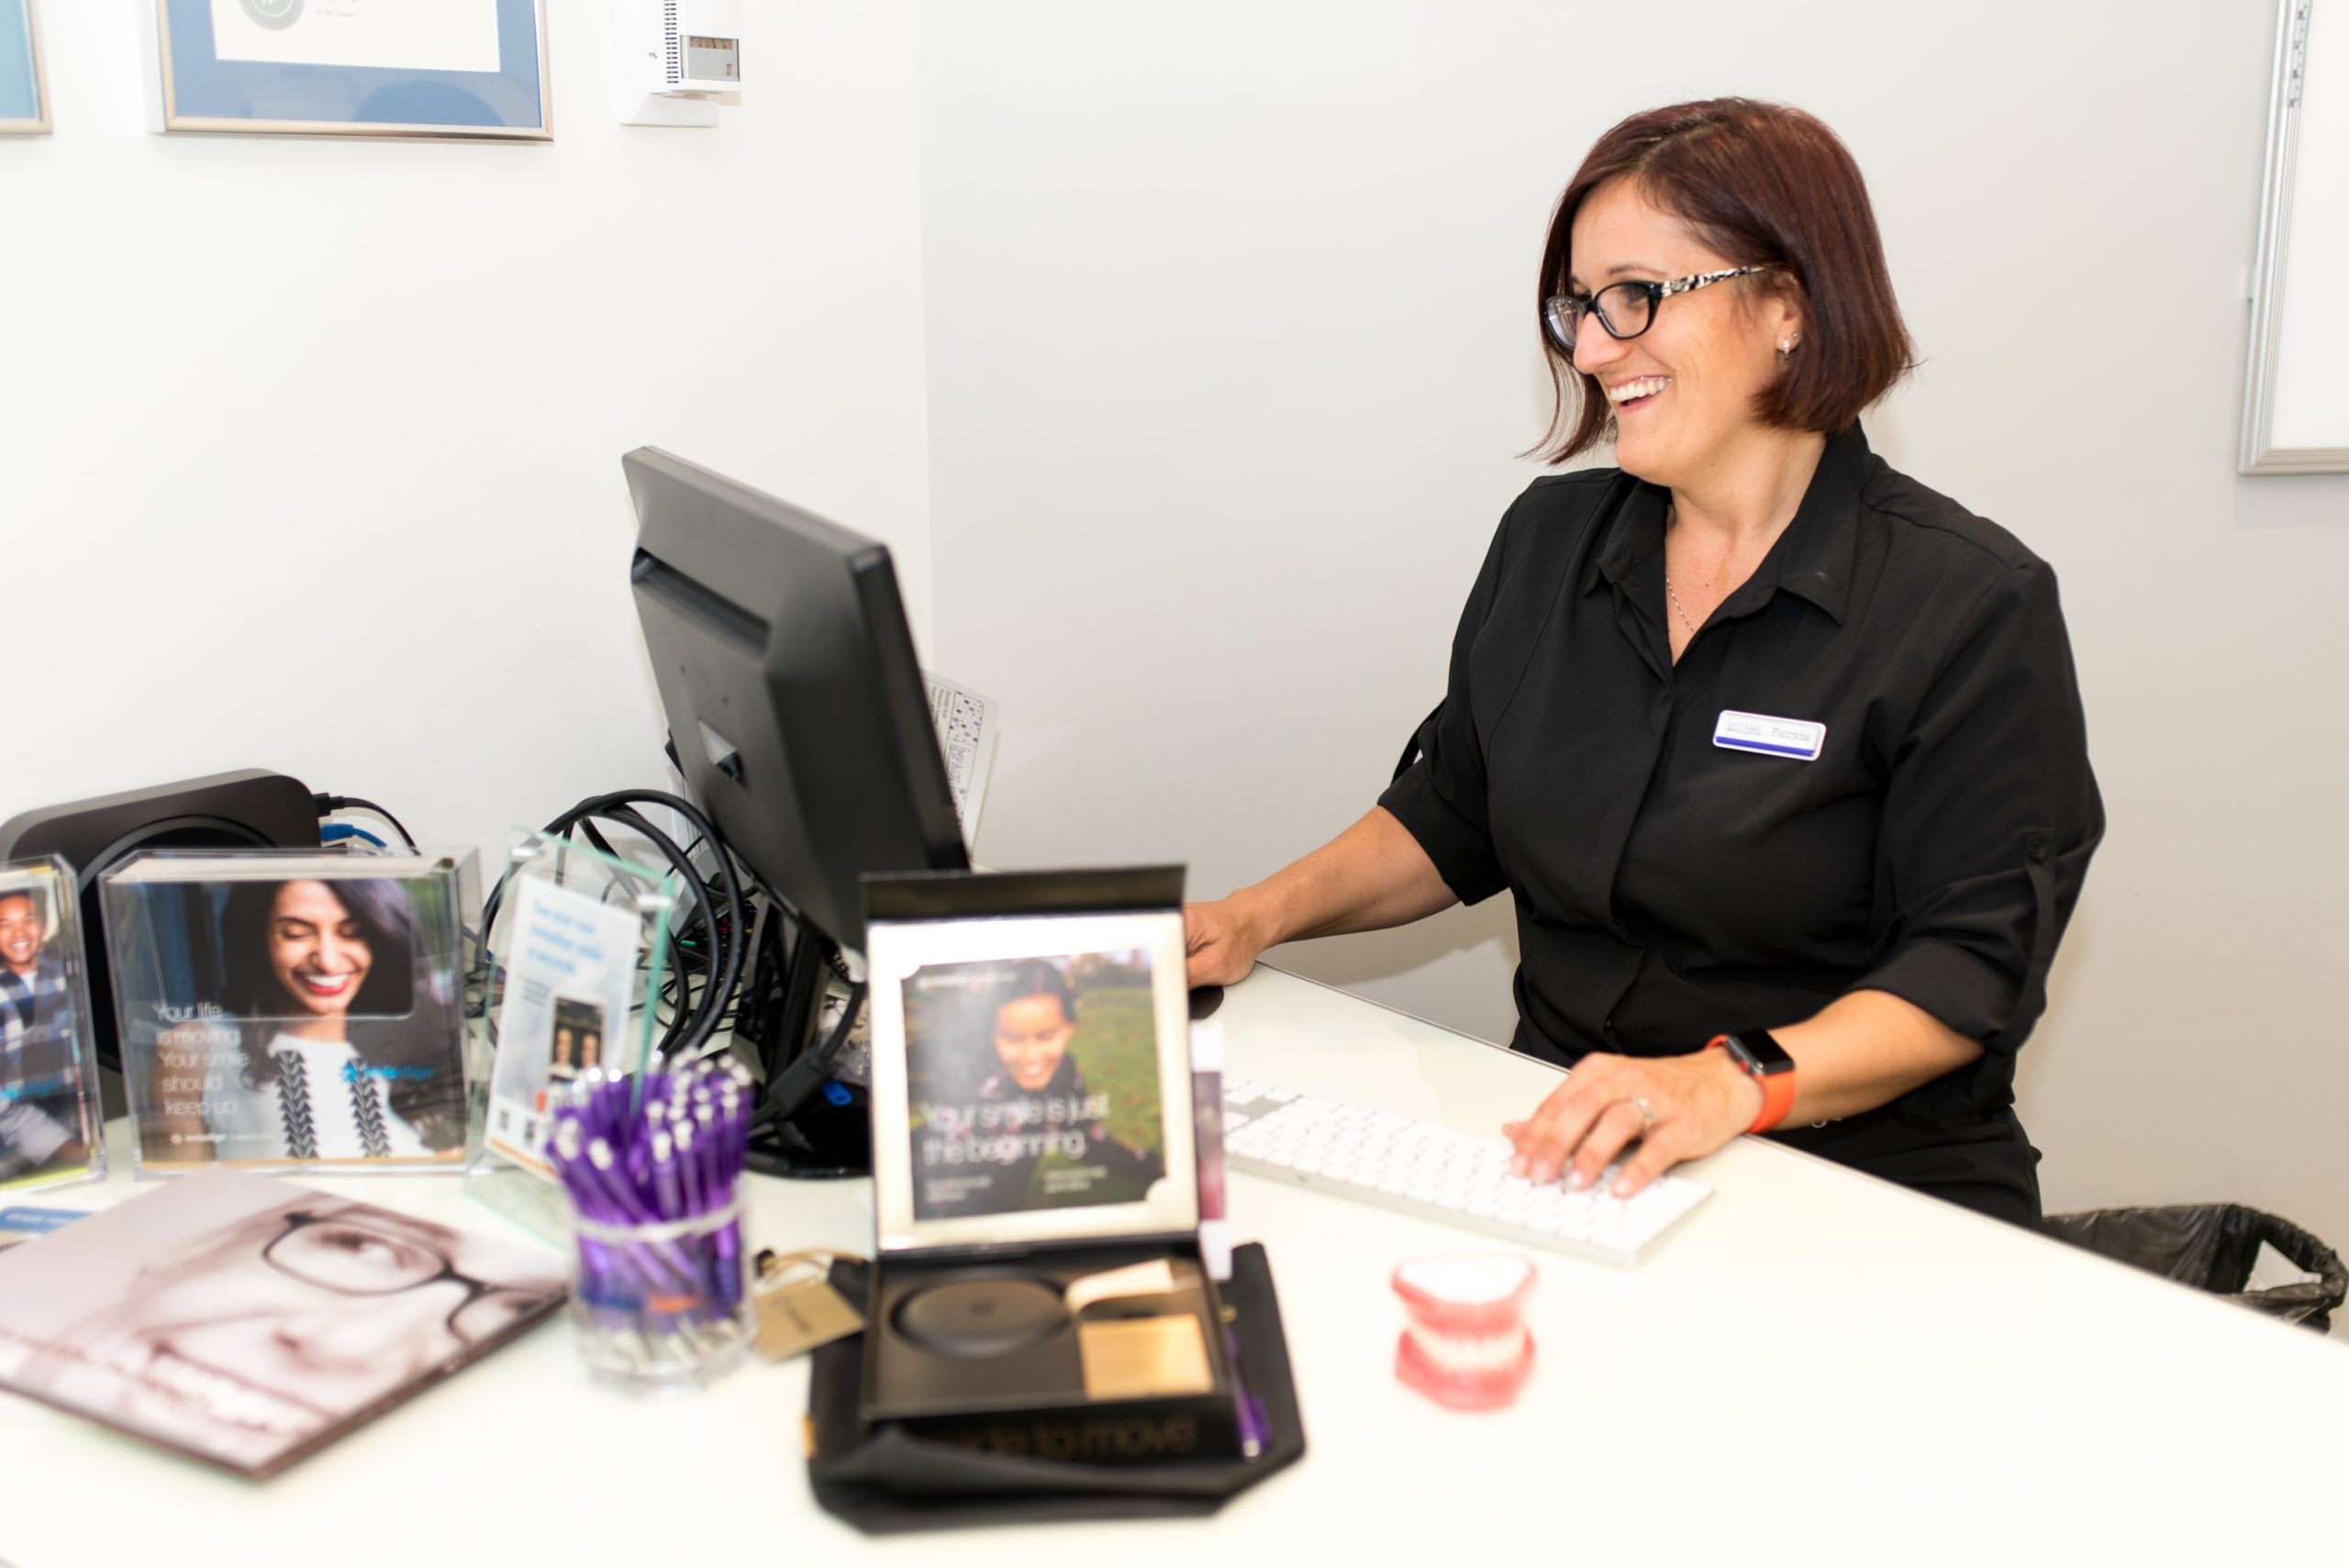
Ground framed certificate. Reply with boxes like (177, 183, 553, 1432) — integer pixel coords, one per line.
(144, 0, 551, 141)
(2243, 0, 2349, 473)
(0, 0, 48, 135)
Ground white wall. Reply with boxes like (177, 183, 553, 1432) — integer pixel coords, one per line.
(14, 2, 2347, 1269)
(1, 1, 931, 862)
(919, 2, 2349, 1251)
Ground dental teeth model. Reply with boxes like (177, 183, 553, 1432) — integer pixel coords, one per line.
(1390, 1253, 1537, 1410)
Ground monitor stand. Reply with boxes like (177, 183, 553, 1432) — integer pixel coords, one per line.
(738, 898, 871, 1179)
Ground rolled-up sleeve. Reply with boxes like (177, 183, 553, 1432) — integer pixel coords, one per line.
(1855, 557, 2103, 1051)
(1376, 508, 1515, 906)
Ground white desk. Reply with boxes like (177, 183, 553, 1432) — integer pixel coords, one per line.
(5, 966, 2343, 1565)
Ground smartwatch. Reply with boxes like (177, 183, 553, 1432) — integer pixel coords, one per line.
(1708, 1030, 1797, 1134)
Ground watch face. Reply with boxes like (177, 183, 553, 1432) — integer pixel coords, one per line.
(1723, 1030, 1794, 1076)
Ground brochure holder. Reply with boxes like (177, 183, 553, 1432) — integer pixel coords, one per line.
(468, 828, 676, 1240)
(807, 1244, 1305, 1529)
(0, 856, 107, 1195)
(102, 849, 481, 1179)
(810, 867, 1302, 1525)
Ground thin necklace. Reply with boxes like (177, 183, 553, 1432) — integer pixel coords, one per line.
(1665, 571, 1705, 639)
(1664, 506, 1708, 639)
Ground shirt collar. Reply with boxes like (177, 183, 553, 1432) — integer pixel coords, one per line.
(1584, 421, 1870, 626)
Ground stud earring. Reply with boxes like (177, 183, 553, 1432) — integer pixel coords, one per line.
(1776, 338, 1797, 359)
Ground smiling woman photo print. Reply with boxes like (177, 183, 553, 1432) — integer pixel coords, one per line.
(161, 877, 467, 1169)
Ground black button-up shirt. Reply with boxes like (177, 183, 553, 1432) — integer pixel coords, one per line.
(1378, 425, 2103, 1219)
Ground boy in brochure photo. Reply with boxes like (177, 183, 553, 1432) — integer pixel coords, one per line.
(905, 954, 1166, 1221)
(0, 876, 92, 1185)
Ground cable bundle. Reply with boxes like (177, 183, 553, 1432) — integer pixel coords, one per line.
(482, 789, 750, 1062)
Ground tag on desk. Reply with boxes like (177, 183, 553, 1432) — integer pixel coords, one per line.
(753, 1248, 867, 1362)
(1713, 709, 1825, 762)
(756, 1279, 864, 1361)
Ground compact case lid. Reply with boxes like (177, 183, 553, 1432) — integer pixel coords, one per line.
(862, 868, 1199, 1257)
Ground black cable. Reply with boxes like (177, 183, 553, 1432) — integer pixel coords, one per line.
(751, 980, 866, 1130)
(313, 793, 419, 850)
(479, 790, 748, 1062)
(572, 795, 744, 1060)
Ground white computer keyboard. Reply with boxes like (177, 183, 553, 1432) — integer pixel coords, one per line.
(1220, 1076, 1711, 1268)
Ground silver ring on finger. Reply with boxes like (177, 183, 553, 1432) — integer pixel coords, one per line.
(1628, 1094, 1657, 1135)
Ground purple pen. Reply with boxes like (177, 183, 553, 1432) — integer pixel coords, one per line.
(674, 1117, 705, 1219)
(1226, 1325, 1270, 1459)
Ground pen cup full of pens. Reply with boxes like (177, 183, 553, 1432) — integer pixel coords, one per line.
(549, 1064, 755, 1390)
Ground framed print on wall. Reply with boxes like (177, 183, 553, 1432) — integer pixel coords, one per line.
(1, 0, 50, 135)
(141, 0, 551, 140)
(2243, 0, 2349, 472)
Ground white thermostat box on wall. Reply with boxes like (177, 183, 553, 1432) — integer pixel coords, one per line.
(614, 0, 742, 128)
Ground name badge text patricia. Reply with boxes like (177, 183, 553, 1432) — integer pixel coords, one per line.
(1712, 710, 1826, 762)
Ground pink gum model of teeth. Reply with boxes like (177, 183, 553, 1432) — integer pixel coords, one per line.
(1391, 1254, 1537, 1410)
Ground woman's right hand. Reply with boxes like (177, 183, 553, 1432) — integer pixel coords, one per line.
(1184, 897, 1269, 987)
(1181, 806, 1457, 989)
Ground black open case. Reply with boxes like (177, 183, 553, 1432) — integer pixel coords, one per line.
(804, 868, 1304, 1528)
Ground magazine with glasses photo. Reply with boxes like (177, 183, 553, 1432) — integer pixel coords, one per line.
(101, 853, 477, 1177)
(0, 858, 106, 1195)
(0, 1167, 566, 1477)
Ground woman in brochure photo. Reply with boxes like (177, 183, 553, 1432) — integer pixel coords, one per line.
(1186, 97, 2101, 1226)
(907, 955, 1166, 1220)
(0, 877, 92, 1184)
(139, 876, 468, 1166)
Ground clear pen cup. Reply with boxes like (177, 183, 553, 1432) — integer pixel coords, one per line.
(570, 1198, 751, 1390)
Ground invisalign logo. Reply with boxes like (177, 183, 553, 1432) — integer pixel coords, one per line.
(239, 0, 305, 28)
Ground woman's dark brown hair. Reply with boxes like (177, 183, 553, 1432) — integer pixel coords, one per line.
(1534, 97, 1914, 463)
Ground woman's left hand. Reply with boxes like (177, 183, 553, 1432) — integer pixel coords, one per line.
(1502, 1048, 1765, 1199)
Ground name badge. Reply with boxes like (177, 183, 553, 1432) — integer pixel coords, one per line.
(1713, 709, 1825, 762)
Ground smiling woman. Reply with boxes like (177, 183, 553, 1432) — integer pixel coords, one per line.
(1534, 100, 1915, 473)
(1186, 98, 2104, 1226)
(199, 878, 464, 1163)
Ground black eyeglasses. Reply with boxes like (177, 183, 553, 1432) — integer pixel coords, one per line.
(264, 1211, 541, 1342)
(1542, 266, 1770, 358)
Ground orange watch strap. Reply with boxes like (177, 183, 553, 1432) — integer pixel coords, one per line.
(1750, 1066, 1796, 1133)
(1708, 1036, 1796, 1134)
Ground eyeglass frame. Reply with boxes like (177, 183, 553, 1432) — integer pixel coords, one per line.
(262, 1209, 531, 1342)
(1542, 265, 1773, 358)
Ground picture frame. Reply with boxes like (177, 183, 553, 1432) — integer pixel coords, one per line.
(102, 851, 481, 1178)
(141, 0, 551, 141)
(480, 828, 674, 1180)
(2242, 0, 2349, 473)
(864, 869, 1199, 1256)
(0, 0, 49, 135)
(0, 857, 106, 1195)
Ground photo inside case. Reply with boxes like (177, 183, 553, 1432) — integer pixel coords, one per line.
(101, 851, 477, 1177)
(0, 856, 107, 1195)
(859, 869, 1241, 1463)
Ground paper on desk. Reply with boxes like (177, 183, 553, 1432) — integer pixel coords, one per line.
(923, 671, 999, 845)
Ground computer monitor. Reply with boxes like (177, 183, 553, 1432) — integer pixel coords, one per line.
(625, 448, 969, 1173)
(623, 447, 968, 956)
